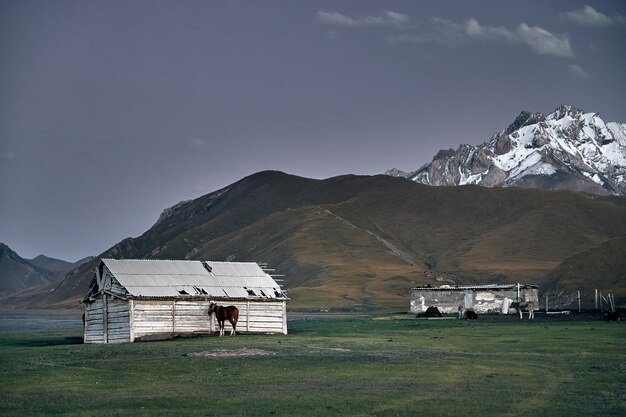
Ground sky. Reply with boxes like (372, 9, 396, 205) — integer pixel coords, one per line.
(1, 0, 625, 262)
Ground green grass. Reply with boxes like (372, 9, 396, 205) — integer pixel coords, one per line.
(1, 315, 625, 416)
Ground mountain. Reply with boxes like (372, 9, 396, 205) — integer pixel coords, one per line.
(539, 236, 626, 307)
(28, 255, 93, 281)
(0, 245, 93, 298)
(389, 105, 626, 196)
(7, 171, 626, 310)
(0, 243, 57, 295)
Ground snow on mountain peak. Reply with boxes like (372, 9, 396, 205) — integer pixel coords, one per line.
(391, 105, 626, 195)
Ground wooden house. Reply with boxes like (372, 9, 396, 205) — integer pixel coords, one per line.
(410, 283, 539, 315)
(83, 259, 288, 343)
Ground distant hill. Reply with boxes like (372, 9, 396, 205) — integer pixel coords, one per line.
(28, 255, 93, 281)
(8, 171, 626, 311)
(0, 244, 92, 298)
(389, 105, 626, 196)
(540, 236, 626, 306)
(0, 243, 57, 295)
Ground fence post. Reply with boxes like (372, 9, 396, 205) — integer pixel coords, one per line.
(578, 291, 581, 313)
(600, 291, 603, 310)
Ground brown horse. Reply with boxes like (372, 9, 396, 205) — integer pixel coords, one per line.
(208, 302, 239, 336)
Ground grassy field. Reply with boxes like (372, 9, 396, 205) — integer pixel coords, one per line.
(1, 314, 624, 416)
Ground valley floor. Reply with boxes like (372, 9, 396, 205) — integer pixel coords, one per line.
(0, 314, 624, 416)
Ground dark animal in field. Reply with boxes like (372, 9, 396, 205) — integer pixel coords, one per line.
(510, 301, 536, 319)
(419, 306, 443, 318)
(457, 305, 465, 319)
(208, 302, 239, 336)
(465, 310, 478, 320)
(602, 311, 622, 322)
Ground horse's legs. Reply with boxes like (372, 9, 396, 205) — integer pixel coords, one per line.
(228, 318, 236, 336)
(218, 320, 224, 336)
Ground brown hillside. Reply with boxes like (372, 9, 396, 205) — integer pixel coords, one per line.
(9, 171, 626, 310)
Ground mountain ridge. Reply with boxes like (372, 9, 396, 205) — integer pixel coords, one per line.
(388, 105, 626, 196)
(5, 171, 626, 310)
(0, 243, 57, 295)
(0, 243, 93, 297)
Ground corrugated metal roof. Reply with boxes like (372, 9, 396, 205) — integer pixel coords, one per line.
(100, 259, 287, 300)
(412, 283, 538, 291)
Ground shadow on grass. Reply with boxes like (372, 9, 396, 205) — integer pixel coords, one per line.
(6, 336, 84, 347)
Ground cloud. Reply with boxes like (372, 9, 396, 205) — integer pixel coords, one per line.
(514, 22, 573, 57)
(321, 12, 574, 58)
(399, 17, 574, 58)
(561, 5, 626, 27)
(464, 18, 514, 43)
(568, 64, 590, 79)
(463, 18, 573, 57)
(318, 10, 409, 29)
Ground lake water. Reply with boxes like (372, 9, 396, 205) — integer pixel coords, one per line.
(0, 309, 83, 333)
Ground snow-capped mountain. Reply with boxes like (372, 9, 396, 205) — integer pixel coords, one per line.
(389, 105, 626, 195)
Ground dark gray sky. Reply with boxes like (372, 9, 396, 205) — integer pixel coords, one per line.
(1, 0, 625, 261)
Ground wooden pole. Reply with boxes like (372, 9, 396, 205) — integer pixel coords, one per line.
(595, 289, 598, 310)
(601, 295, 609, 311)
(578, 291, 581, 313)
(600, 291, 603, 310)
(545, 294, 548, 312)
(103, 293, 108, 344)
(172, 300, 176, 333)
(246, 301, 250, 333)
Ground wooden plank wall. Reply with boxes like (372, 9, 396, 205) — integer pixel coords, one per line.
(131, 300, 287, 339)
(84, 296, 131, 344)
(132, 300, 209, 339)
(247, 302, 287, 334)
(106, 297, 131, 343)
(84, 298, 104, 343)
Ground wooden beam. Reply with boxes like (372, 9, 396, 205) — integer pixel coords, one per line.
(129, 299, 135, 343)
(103, 293, 108, 344)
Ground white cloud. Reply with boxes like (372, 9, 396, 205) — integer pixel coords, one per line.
(320, 12, 574, 58)
(514, 23, 573, 57)
(428, 17, 466, 46)
(422, 18, 574, 58)
(568, 64, 590, 79)
(318, 10, 409, 29)
(561, 5, 626, 27)
(465, 18, 514, 43)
